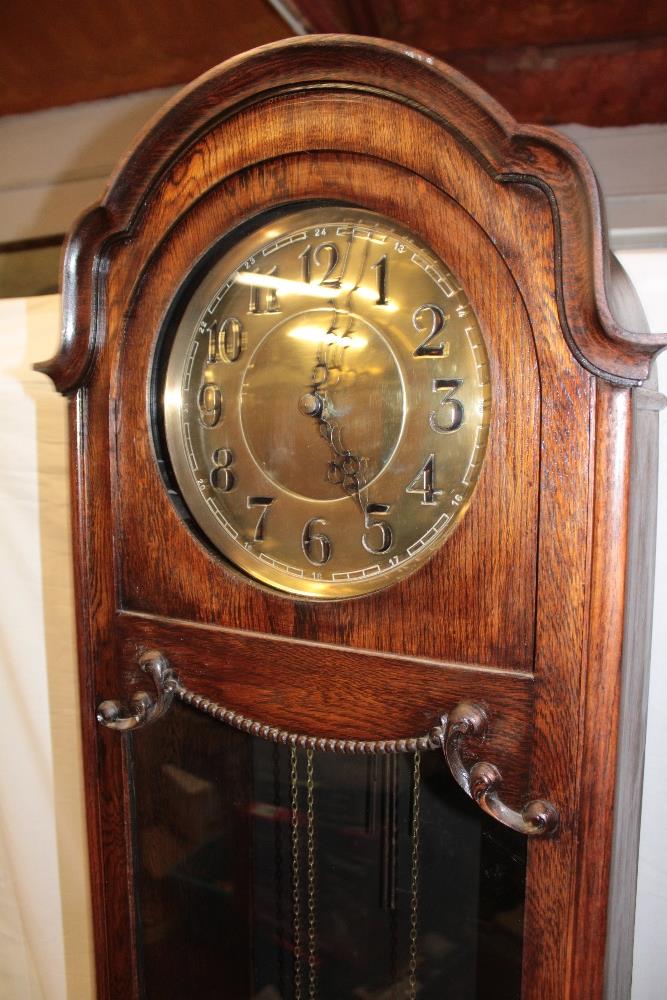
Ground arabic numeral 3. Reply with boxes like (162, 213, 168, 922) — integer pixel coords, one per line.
(430, 378, 464, 433)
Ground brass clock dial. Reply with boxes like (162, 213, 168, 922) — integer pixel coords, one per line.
(161, 206, 491, 598)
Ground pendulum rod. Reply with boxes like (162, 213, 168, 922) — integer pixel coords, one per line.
(380, 754, 399, 911)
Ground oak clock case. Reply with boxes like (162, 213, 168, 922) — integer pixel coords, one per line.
(159, 205, 491, 598)
(40, 34, 665, 1000)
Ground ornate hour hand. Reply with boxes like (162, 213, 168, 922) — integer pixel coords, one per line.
(297, 318, 367, 505)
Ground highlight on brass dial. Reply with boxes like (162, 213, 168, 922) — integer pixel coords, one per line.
(161, 206, 491, 598)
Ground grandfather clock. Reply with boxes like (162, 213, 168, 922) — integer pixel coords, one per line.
(39, 35, 665, 1000)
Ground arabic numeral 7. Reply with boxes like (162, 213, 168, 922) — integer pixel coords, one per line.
(248, 497, 275, 542)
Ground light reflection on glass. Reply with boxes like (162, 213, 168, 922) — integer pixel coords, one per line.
(233, 271, 344, 299)
(286, 326, 368, 350)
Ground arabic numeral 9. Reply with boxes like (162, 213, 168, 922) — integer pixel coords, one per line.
(198, 382, 222, 427)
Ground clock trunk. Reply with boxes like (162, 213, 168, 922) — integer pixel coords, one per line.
(39, 35, 665, 1000)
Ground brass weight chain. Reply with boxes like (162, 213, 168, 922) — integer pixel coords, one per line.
(292, 746, 422, 1000)
(291, 747, 318, 1000)
(305, 750, 317, 1000)
(407, 752, 421, 1000)
(290, 746, 304, 1000)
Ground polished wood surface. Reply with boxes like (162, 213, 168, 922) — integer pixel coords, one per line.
(42, 36, 665, 1000)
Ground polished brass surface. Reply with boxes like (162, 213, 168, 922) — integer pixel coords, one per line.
(162, 206, 491, 598)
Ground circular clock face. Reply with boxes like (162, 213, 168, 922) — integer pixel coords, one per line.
(161, 205, 491, 598)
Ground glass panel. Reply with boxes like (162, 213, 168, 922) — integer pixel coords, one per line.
(131, 700, 525, 999)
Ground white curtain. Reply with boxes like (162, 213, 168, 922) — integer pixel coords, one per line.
(0, 295, 94, 1000)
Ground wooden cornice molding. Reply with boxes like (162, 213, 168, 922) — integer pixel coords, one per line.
(36, 35, 666, 395)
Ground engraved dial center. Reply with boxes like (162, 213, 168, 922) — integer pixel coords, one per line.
(240, 309, 405, 502)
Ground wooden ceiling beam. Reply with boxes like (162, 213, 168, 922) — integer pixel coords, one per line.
(291, 0, 667, 49)
(288, 1, 667, 124)
(0, 0, 291, 116)
(441, 36, 667, 126)
(1, 0, 666, 124)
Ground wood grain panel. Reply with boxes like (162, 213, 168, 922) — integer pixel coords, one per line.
(112, 151, 541, 669)
(115, 609, 535, 801)
(290, 2, 667, 125)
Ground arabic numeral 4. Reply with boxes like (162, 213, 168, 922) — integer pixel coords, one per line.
(406, 454, 442, 506)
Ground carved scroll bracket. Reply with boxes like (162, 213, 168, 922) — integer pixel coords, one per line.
(96, 653, 558, 837)
(442, 701, 559, 837)
(96, 650, 178, 731)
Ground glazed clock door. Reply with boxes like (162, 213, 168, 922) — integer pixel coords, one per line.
(42, 35, 665, 1000)
(128, 698, 528, 1000)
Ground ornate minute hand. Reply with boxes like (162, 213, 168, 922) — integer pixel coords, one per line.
(298, 315, 368, 507)
(298, 226, 377, 508)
